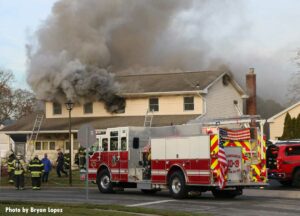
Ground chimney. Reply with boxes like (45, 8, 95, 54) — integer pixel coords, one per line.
(246, 68, 256, 115)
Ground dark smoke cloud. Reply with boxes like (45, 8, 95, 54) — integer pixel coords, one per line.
(27, 0, 251, 111)
(26, 0, 194, 110)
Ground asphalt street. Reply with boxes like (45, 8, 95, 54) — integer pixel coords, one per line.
(0, 181, 300, 216)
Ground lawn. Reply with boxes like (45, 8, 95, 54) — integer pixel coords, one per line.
(0, 201, 210, 216)
(0, 168, 93, 188)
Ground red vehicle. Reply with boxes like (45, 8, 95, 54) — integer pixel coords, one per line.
(267, 141, 300, 187)
(88, 118, 267, 199)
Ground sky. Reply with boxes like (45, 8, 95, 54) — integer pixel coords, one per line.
(1, 0, 300, 105)
(0, 0, 57, 86)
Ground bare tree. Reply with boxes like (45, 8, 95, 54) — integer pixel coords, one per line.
(12, 89, 36, 120)
(288, 51, 300, 103)
(0, 69, 36, 124)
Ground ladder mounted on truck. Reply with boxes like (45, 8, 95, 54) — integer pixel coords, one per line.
(26, 113, 44, 161)
(199, 115, 264, 127)
(144, 109, 154, 127)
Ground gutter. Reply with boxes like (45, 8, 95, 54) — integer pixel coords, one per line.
(119, 90, 206, 98)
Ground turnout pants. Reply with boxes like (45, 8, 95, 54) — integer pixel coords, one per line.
(15, 174, 24, 189)
(8, 171, 14, 183)
(32, 177, 41, 189)
(56, 165, 68, 177)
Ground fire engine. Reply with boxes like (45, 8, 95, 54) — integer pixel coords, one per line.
(88, 117, 268, 199)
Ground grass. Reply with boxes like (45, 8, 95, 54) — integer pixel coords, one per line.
(0, 201, 210, 216)
(0, 169, 94, 188)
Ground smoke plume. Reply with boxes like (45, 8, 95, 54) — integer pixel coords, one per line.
(27, 0, 253, 111)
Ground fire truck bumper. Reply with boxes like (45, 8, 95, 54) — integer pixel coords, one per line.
(224, 182, 268, 188)
(202, 182, 268, 188)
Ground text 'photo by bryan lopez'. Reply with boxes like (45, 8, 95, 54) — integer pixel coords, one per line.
(5, 206, 63, 214)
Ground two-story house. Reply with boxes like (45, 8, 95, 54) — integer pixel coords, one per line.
(2, 70, 247, 161)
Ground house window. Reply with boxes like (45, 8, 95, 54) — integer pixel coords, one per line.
(84, 102, 93, 114)
(149, 98, 159, 112)
(184, 96, 194, 111)
(35, 141, 41, 150)
(49, 141, 56, 150)
(53, 102, 62, 115)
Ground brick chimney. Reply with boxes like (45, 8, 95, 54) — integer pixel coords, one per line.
(246, 68, 256, 115)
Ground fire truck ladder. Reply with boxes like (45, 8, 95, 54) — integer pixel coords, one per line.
(233, 101, 250, 128)
(26, 113, 44, 160)
(144, 109, 154, 127)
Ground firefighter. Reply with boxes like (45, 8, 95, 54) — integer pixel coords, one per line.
(7, 151, 16, 183)
(28, 155, 44, 190)
(64, 153, 71, 171)
(12, 153, 26, 190)
(56, 149, 68, 177)
(76, 147, 86, 170)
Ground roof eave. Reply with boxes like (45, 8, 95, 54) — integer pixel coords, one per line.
(119, 90, 205, 97)
(4, 130, 79, 135)
(268, 101, 300, 122)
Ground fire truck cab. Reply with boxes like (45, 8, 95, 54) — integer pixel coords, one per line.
(88, 118, 268, 199)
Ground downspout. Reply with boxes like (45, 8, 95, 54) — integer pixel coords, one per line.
(196, 92, 207, 120)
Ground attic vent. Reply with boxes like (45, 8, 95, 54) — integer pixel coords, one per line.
(222, 74, 231, 86)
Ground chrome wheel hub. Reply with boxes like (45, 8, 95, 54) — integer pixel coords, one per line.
(101, 175, 110, 189)
(171, 177, 181, 194)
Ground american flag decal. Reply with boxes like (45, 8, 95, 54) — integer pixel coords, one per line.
(218, 128, 229, 189)
(219, 128, 251, 140)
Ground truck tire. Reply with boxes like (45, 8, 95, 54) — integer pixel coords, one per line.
(168, 171, 188, 199)
(292, 170, 300, 187)
(97, 169, 114, 193)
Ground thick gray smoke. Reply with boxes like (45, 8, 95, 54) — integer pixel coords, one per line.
(27, 0, 195, 112)
(28, 0, 256, 111)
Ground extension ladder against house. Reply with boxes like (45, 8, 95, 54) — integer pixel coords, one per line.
(26, 113, 44, 161)
(144, 109, 154, 127)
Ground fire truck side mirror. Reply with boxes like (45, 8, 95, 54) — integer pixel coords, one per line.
(133, 137, 139, 149)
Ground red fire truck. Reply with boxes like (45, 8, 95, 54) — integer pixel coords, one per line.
(88, 117, 268, 199)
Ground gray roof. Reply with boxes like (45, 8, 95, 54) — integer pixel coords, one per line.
(1, 113, 199, 134)
(116, 71, 226, 93)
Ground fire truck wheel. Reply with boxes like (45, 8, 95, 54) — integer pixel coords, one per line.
(97, 169, 114, 193)
(292, 170, 300, 187)
(168, 171, 188, 199)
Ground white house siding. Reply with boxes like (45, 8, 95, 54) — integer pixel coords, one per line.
(205, 78, 243, 119)
(0, 131, 14, 158)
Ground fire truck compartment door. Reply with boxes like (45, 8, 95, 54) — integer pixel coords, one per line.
(224, 147, 242, 183)
(151, 136, 210, 160)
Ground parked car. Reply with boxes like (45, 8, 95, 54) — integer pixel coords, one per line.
(267, 140, 300, 187)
